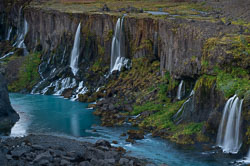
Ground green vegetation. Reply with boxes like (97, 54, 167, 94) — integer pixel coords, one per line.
(216, 68, 250, 98)
(124, 64, 207, 144)
(202, 34, 250, 98)
(194, 75, 216, 91)
(8, 52, 41, 92)
(29, 0, 213, 21)
(138, 100, 184, 130)
(246, 127, 250, 145)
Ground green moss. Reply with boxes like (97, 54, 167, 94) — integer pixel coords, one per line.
(132, 102, 162, 116)
(216, 68, 250, 98)
(139, 100, 184, 129)
(105, 30, 113, 42)
(246, 127, 250, 145)
(98, 44, 105, 56)
(194, 75, 216, 93)
(203, 34, 250, 71)
(8, 52, 41, 92)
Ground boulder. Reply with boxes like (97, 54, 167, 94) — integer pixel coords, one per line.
(0, 74, 19, 134)
(95, 139, 111, 148)
(127, 130, 144, 140)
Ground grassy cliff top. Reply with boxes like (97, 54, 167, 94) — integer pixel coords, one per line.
(29, 0, 214, 20)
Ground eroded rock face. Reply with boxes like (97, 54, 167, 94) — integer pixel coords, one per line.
(0, 74, 19, 134)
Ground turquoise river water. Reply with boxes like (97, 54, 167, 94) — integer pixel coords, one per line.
(9, 93, 248, 166)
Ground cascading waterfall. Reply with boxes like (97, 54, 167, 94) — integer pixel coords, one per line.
(13, 7, 29, 55)
(173, 90, 194, 123)
(54, 77, 77, 95)
(70, 81, 88, 101)
(177, 80, 185, 100)
(14, 8, 28, 47)
(6, 27, 12, 40)
(110, 15, 128, 73)
(70, 23, 81, 76)
(246, 149, 250, 163)
(0, 52, 14, 60)
(216, 95, 244, 154)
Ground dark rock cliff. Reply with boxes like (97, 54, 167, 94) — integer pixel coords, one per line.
(0, 74, 19, 135)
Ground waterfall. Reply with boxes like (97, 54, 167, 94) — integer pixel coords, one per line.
(0, 52, 14, 60)
(54, 77, 77, 95)
(110, 16, 129, 73)
(70, 23, 81, 76)
(61, 47, 66, 64)
(177, 80, 185, 100)
(246, 149, 250, 163)
(216, 95, 244, 154)
(6, 27, 12, 40)
(14, 7, 28, 49)
(173, 90, 194, 123)
(13, 7, 29, 55)
(70, 81, 88, 101)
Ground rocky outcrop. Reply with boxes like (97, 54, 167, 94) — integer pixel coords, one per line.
(0, 135, 147, 166)
(0, 74, 19, 134)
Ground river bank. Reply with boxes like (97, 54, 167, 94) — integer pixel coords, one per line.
(0, 134, 147, 166)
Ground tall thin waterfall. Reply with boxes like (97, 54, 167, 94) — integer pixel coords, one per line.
(110, 16, 127, 73)
(70, 23, 81, 76)
(13, 7, 29, 55)
(216, 95, 244, 154)
(177, 80, 185, 100)
(6, 27, 12, 40)
(246, 149, 250, 162)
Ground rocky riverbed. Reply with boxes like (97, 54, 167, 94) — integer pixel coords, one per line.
(0, 135, 151, 166)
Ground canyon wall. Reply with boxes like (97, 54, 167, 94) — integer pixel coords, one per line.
(0, 0, 249, 152)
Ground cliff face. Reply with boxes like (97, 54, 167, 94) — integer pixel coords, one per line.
(0, 74, 19, 135)
(0, 0, 249, 150)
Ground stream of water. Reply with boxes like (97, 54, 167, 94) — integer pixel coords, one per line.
(9, 93, 246, 166)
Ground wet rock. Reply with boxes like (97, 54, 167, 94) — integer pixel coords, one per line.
(125, 138, 135, 144)
(83, 147, 105, 160)
(112, 140, 118, 144)
(60, 159, 71, 166)
(127, 130, 144, 140)
(0, 135, 146, 165)
(105, 158, 116, 164)
(79, 161, 91, 166)
(32, 145, 44, 150)
(38, 159, 49, 166)
(95, 139, 111, 148)
(152, 129, 169, 137)
(119, 158, 129, 165)
(33, 151, 52, 163)
(5, 154, 12, 160)
(120, 133, 126, 137)
(62, 88, 74, 99)
(11, 146, 31, 159)
(115, 147, 126, 153)
(0, 151, 7, 165)
(61, 155, 75, 161)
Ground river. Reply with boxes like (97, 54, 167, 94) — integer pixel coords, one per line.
(9, 93, 245, 166)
